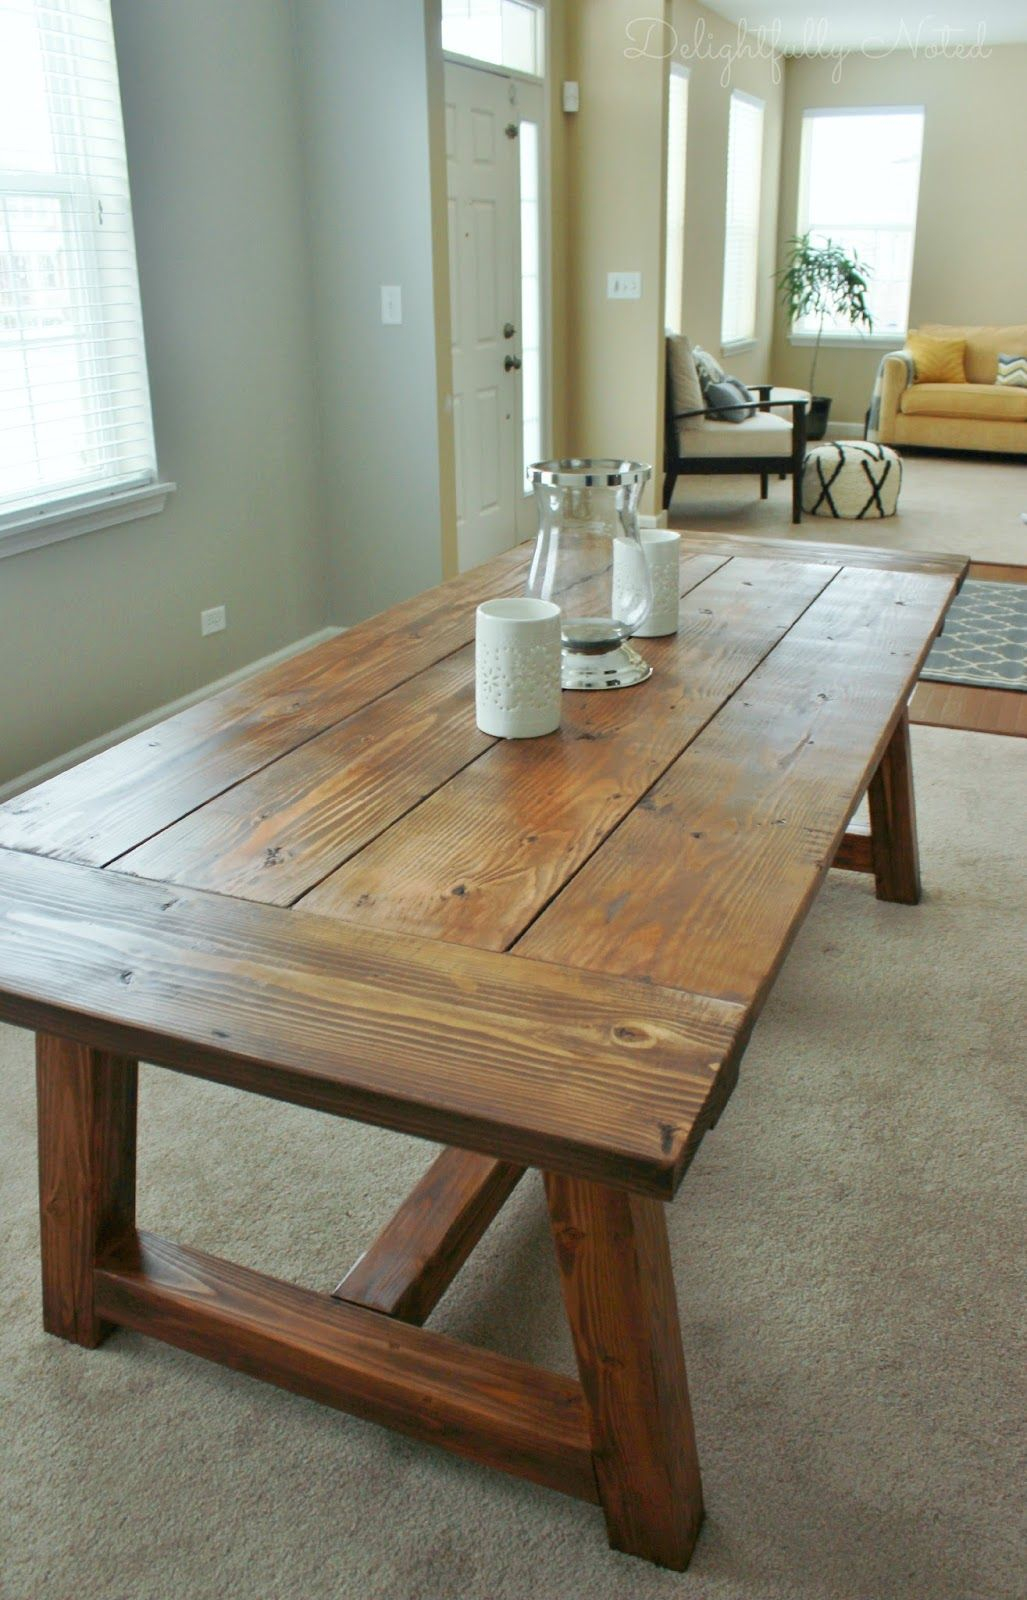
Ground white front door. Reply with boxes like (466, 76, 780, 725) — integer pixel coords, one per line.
(445, 62, 538, 572)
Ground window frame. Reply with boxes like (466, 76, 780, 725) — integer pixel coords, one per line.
(720, 89, 765, 351)
(789, 103, 925, 349)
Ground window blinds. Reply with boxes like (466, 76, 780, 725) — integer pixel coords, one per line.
(721, 92, 764, 346)
(0, 0, 157, 528)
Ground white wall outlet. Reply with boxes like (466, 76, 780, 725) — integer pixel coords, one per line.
(607, 271, 642, 300)
(562, 80, 579, 113)
(201, 604, 226, 636)
(380, 285, 403, 325)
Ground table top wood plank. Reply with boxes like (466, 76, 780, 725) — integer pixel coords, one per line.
(111, 650, 493, 903)
(0, 544, 533, 867)
(679, 531, 968, 580)
(109, 553, 728, 903)
(0, 848, 743, 1197)
(515, 565, 959, 1010)
(299, 557, 839, 946)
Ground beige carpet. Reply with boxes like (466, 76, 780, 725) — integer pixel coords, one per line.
(668, 448, 1027, 565)
(1, 724, 1024, 1600)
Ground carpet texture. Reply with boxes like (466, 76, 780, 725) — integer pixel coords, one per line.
(668, 448, 1027, 565)
(1, 725, 1024, 1600)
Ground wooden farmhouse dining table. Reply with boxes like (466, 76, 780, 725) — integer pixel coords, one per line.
(0, 531, 966, 1571)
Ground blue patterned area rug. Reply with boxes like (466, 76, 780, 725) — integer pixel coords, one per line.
(921, 580, 1027, 692)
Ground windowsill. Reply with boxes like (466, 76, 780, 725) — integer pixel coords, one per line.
(788, 333, 907, 350)
(0, 480, 176, 561)
(721, 338, 757, 354)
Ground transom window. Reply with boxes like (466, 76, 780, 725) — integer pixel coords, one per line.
(441, 0, 545, 78)
(794, 107, 926, 339)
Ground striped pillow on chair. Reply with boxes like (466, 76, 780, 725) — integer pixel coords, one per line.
(996, 354, 1027, 388)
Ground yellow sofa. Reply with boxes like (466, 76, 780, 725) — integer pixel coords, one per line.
(876, 323, 1027, 455)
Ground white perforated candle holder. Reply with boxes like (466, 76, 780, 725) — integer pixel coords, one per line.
(614, 529, 681, 637)
(475, 598, 562, 739)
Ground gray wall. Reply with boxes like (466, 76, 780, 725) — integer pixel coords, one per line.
(289, 0, 445, 624)
(1, 0, 327, 786)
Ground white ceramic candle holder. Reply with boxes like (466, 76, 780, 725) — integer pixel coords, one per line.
(475, 598, 562, 738)
(614, 528, 681, 637)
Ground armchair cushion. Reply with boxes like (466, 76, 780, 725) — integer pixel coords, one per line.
(679, 411, 792, 459)
(666, 333, 705, 431)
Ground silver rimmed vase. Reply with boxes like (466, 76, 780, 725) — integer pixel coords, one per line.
(526, 459, 653, 690)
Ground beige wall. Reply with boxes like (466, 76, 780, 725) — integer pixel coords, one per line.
(0, 0, 326, 789)
(669, 0, 783, 384)
(772, 45, 1027, 420)
(557, 0, 670, 508)
(550, 0, 784, 498)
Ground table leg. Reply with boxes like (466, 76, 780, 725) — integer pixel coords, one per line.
(867, 708, 921, 905)
(36, 1033, 137, 1347)
(545, 1173, 703, 1570)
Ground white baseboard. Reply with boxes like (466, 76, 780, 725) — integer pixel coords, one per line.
(0, 625, 344, 803)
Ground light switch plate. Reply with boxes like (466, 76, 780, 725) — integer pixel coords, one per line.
(562, 80, 579, 113)
(607, 271, 642, 300)
(380, 285, 402, 325)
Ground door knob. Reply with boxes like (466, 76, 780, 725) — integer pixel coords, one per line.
(503, 322, 517, 339)
(504, 354, 522, 372)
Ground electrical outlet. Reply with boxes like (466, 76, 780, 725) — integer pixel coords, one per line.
(380, 285, 403, 325)
(201, 605, 226, 636)
(607, 271, 642, 300)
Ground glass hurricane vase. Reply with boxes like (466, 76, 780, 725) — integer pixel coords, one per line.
(526, 459, 653, 690)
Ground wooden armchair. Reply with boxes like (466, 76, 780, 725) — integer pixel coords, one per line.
(663, 349, 807, 523)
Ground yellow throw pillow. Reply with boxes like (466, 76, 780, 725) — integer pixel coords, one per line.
(907, 331, 967, 384)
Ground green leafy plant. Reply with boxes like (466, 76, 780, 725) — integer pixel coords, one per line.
(775, 233, 873, 393)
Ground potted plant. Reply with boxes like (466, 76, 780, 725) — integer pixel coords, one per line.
(775, 234, 873, 440)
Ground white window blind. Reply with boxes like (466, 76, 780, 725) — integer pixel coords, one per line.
(663, 65, 688, 336)
(0, 0, 157, 532)
(720, 92, 764, 346)
(795, 108, 925, 339)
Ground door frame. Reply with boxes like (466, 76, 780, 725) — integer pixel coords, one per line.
(427, 16, 552, 571)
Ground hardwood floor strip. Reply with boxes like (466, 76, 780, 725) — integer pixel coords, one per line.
(300, 557, 840, 945)
(332, 1148, 525, 1324)
(0, 850, 743, 1197)
(0, 543, 534, 867)
(910, 679, 1027, 738)
(94, 1230, 600, 1504)
(516, 565, 959, 1018)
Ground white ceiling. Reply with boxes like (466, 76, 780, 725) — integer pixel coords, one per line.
(703, 2, 1027, 50)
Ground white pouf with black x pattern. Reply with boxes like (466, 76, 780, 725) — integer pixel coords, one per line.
(802, 441, 902, 519)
